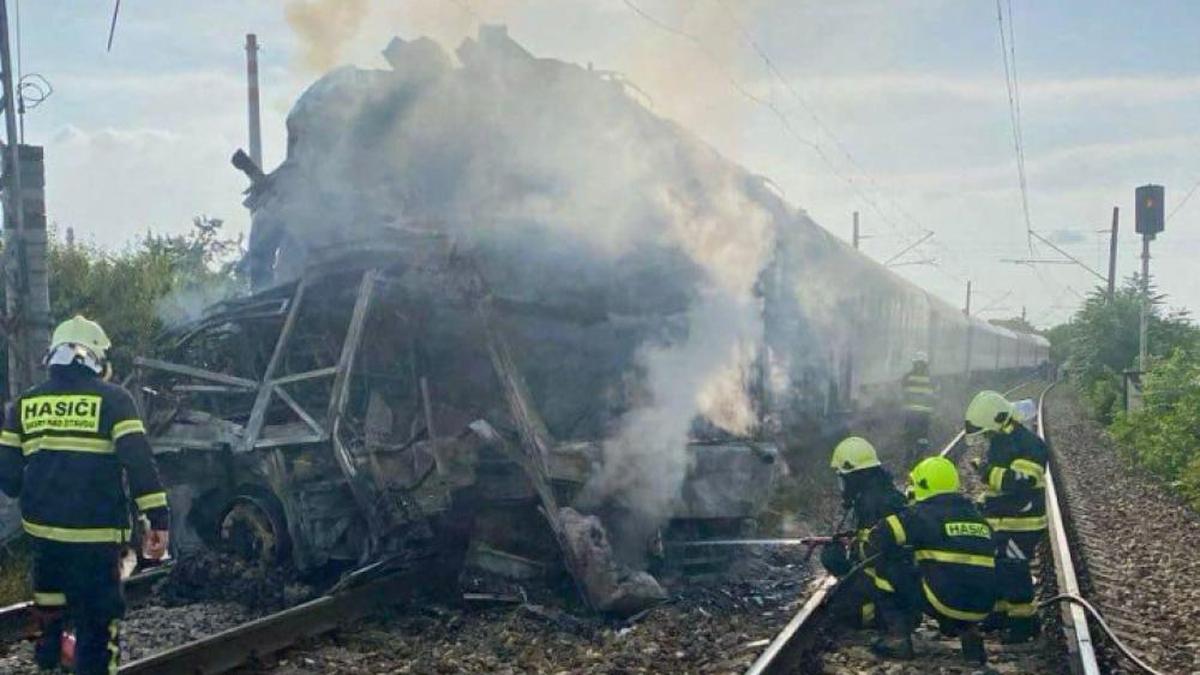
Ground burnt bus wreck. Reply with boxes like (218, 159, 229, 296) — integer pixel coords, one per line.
(125, 26, 1048, 615)
(135, 235, 779, 613)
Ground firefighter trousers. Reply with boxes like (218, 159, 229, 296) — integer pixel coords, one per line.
(992, 531, 1042, 639)
(830, 560, 918, 636)
(31, 540, 126, 675)
(901, 411, 932, 468)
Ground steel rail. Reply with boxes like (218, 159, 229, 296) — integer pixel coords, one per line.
(119, 566, 419, 674)
(744, 378, 1045, 675)
(745, 417, 971, 675)
(0, 564, 171, 644)
(1036, 383, 1101, 675)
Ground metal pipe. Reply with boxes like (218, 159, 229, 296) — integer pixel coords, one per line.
(245, 33, 263, 168)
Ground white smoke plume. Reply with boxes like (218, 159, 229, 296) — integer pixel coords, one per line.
(261, 26, 791, 555)
(284, 0, 370, 71)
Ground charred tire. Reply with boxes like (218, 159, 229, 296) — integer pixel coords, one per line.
(217, 486, 291, 565)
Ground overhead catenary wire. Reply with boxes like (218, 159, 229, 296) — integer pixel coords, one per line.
(1166, 174, 1200, 222)
(621, 0, 926, 247)
(106, 0, 121, 52)
(713, 0, 933, 239)
(996, 0, 1034, 254)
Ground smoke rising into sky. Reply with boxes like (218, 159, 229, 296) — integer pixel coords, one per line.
(252, 28, 783, 548)
(284, 0, 369, 71)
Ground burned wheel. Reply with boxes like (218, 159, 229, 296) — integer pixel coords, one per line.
(218, 489, 290, 565)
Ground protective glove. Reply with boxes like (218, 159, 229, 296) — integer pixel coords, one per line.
(819, 543, 851, 577)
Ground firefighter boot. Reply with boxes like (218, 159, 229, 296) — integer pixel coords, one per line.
(31, 608, 64, 672)
(73, 616, 119, 675)
(870, 633, 914, 660)
(870, 604, 915, 660)
(959, 625, 987, 665)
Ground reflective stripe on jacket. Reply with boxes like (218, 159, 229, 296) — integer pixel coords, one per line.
(0, 366, 169, 543)
(868, 493, 996, 622)
(980, 423, 1048, 533)
(902, 371, 935, 414)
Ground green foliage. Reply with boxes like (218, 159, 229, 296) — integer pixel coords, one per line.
(1046, 276, 1199, 421)
(44, 217, 243, 378)
(1111, 349, 1200, 509)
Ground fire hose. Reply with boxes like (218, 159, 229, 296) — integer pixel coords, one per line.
(825, 555, 1164, 674)
(1038, 593, 1165, 675)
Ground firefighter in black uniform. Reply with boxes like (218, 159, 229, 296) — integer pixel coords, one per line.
(964, 390, 1047, 643)
(0, 316, 170, 674)
(864, 456, 995, 664)
(899, 352, 935, 469)
(819, 437, 912, 638)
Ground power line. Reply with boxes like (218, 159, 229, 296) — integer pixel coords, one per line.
(1166, 175, 1200, 222)
(106, 0, 121, 52)
(621, 0, 925, 245)
(996, 0, 1034, 253)
(713, 0, 932, 238)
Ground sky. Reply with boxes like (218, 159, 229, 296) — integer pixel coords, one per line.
(10, 0, 1200, 328)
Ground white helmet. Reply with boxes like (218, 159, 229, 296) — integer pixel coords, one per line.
(912, 351, 928, 364)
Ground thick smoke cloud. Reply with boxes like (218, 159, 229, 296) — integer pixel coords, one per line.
(284, 0, 370, 72)
(251, 28, 782, 549)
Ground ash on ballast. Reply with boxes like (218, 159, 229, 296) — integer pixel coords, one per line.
(155, 551, 315, 612)
(245, 547, 813, 674)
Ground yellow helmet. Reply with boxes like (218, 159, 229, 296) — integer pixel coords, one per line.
(49, 315, 112, 361)
(964, 390, 1015, 436)
(908, 456, 960, 501)
(830, 436, 881, 474)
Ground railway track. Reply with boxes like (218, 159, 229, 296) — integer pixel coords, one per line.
(15, 379, 1185, 674)
(746, 381, 1105, 675)
(0, 564, 171, 644)
(1043, 388, 1197, 675)
(0, 557, 422, 674)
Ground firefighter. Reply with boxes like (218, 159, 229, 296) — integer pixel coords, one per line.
(819, 437, 912, 636)
(900, 352, 935, 469)
(0, 316, 169, 674)
(864, 456, 994, 665)
(964, 390, 1047, 643)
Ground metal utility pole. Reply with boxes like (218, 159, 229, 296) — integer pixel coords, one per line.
(1, 0, 29, 395)
(1135, 185, 1164, 372)
(1139, 236, 1150, 369)
(0, 2, 49, 397)
(852, 211, 860, 249)
(1107, 206, 1119, 301)
(245, 34, 263, 169)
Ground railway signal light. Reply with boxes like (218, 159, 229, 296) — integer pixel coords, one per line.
(1135, 184, 1164, 238)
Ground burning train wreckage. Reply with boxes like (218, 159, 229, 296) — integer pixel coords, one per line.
(127, 27, 1047, 616)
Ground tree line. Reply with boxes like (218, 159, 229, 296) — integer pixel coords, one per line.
(1046, 277, 1200, 508)
(0, 217, 244, 396)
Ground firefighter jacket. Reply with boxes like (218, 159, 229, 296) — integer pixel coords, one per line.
(866, 492, 996, 622)
(979, 422, 1047, 534)
(0, 365, 169, 544)
(901, 367, 935, 414)
(844, 467, 909, 593)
